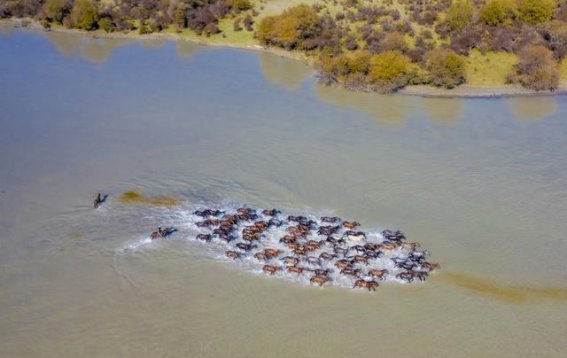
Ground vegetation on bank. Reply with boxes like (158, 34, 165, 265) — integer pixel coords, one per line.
(255, 0, 567, 92)
(2, 0, 567, 93)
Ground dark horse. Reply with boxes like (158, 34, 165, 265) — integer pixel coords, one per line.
(93, 193, 108, 208)
(151, 227, 178, 239)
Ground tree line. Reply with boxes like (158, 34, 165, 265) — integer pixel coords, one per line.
(1, 0, 255, 36)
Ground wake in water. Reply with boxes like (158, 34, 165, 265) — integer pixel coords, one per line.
(180, 206, 439, 291)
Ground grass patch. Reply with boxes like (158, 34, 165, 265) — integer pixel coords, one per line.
(465, 50, 518, 86)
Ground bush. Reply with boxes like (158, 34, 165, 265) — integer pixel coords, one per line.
(98, 16, 115, 33)
(542, 20, 567, 59)
(480, 0, 516, 26)
(69, 0, 98, 30)
(517, 0, 557, 25)
(43, 0, 71, 23)
(368, 51, 414, 92)
(445, 0, 474, 32)
(233, 17, 242, 31)
(379, 32, 408, 53)
(255, 5, 319, 49)
(243, 14, 253, 31)
(425, 49, 466, 88)
(227, 0, 252, 11)
(508, 44, 560, 90)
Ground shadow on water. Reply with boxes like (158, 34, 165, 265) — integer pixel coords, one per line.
(314, 83, 412, 126)
(258, 52, 313, 90)
(176, 40, 203, 59)
(441, 272, 567, 304)
(41, 30, 135, 63)
(419, 97, 464, 124)
(506, 96, 557, 120)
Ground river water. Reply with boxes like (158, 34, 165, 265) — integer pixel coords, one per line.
(1, 26, 567, 357)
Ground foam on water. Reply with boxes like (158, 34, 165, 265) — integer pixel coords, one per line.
(169, 203, 437, 290)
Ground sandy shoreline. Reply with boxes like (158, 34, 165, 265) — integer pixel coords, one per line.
(3, 17, 566, 98)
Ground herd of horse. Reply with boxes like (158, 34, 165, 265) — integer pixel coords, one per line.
(94, 192, 438, 291)
(189, 207, 439, 291)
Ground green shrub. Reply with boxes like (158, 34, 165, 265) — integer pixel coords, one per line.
(425, 49, 466, 88)
(255, 4, 318, 49)
(480, 0, 516, 25)
(517, 0, 557, 25)
(507, 45, 560, 90)
(445, 0, 474, 32)
(98, 17, 115, 33)
(69, 0, 98, 31)
(43, 0, 71, 23)
(369, 51, 414, 92)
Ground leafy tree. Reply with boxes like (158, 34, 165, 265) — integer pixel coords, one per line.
(517, 0, 557, 25)
(480, 0, 516, 26)
(445, 0, 474, 32)
(43, 0, 71, 23)
(256, 5, 319, 49)
(542, 20, 567, 59)
(508, 44, 560, 90)
(425, 48, 466, 88)
(368, 51, 414, 92)
(98, 16, 115, 33)
(69, 0, 98, 30)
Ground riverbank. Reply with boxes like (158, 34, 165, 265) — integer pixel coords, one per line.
(3, 17, 566, 98)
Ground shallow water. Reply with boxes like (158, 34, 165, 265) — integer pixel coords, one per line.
(1, 26, 567, 357)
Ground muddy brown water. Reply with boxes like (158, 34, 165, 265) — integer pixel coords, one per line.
(1, 26, 567, 357)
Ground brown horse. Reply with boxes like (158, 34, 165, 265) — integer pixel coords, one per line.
(263, 248, 281, 259)
(196, 233, 212, 242)
(293, 248, 307, 257)
(262, 265, 280, 275)
(287, 266, 305, 275)
(305, 240, 323, 251)
(353, 279, 378, 291)
(340, 268, 361, 277)
(401, 242, 421, 251)
(335, 259, 352, 270)
(368, 269, 388, 280)
(422, 262, 440, 272)
(242, 232, 261, 241)
(279, 235, 297, 245)
(378, 242, 398, 251)
(342, 221, 360, 229)
(226, 251, 241, 260)
(351, 255, 369, 265)
(287, 242, 301, 250)
(310, 276, 329, 286)
(319, 252, 336, 261)
(254, 252, 268, 262)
